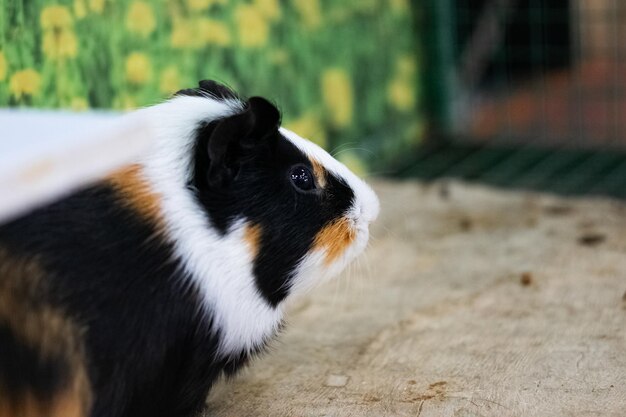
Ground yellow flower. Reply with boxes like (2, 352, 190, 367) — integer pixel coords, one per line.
(159, 66, 180, 95)
(89, 0, 106, 14)
(389, 0, 409, 14)
(327, 7, 351, 23)
(397, 55, 416, 77)
(284, 112, 327, 148)
(74, 0, 87, 18)
(9, 69, 42, 99)
(293, 0, 321, 30)
(125, 52, 152, 85)
(171, 20, 197, 49)
(269, 48, 288, 66)
(71, 97, 89, 111)
(126, 1, 156, 37)
(234, 4, 269, 48)
(405, 120, 424, 144)
(196, 18, 231, 47)
(321, 68, 353, 129)
(387, 78, 415, 112)
(113, 93, 137, 111)
(42, 29, 79, 60)
(254, 0, 281, 22)
(387, 55, 416, 112)
(356, 0, 379, 13)
(185, 0, 227, 12)
(0, 52, 7, 81)
(40, 5, 73, 30)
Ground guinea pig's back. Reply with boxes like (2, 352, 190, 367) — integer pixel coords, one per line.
(0, 181, 227, 417)
(0, 246, 90, 417)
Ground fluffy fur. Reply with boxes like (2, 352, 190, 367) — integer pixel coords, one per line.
(0, 81, 379, 417)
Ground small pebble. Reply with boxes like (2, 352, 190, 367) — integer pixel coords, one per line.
(438, 182, 450, 200)
(544, 205, 573, 216)
(520, 272, 533, 286)
(324, 374, 349, 387)
(578, 233, 606, 247)
(363, 393, 381, 402)
(459, 217, 473, 231)
(428, 381, 447, 390)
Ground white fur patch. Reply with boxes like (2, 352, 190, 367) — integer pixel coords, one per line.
(128, 96, 378, 357)
(132, 96, 282, 356)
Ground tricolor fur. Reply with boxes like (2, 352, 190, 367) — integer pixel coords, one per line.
(0, 81, 379, 417)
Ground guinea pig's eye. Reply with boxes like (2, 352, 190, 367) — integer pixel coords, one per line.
(289, 166, 316, 191)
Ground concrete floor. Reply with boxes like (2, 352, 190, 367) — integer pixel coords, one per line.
(206, 180, 626, 417)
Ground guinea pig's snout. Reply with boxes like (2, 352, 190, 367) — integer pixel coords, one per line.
(361, 186, 381, 224)
(362, 199, 380, 224)
(350, 185, 380, 225)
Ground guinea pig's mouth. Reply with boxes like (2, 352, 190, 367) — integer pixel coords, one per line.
(287, 189, 379, 298)
(347, 202, 379, 231)
(286, 216, 371, 297)
(350, 220, 371, 253)
(342, 198, 379, 263)
(323, 213, 372, 270)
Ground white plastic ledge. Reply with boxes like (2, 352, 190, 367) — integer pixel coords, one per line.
(0, 110, 153, 223)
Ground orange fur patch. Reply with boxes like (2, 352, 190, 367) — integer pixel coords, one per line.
(49, 385, 86, 417)
(313, 217, 355, 265)
(244, 223, 262, 260)
(0, 249, 92, 417)
(107, 164, 163, 226)
(0, 389, 86, 417)
(309, 158, 327, 188)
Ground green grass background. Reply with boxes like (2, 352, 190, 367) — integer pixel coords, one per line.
(0, 0, 422, 171)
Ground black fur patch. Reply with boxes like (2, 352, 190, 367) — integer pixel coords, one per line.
(0, 185, 254, 417)
(0, 324, 67, 403)
(190, 97, 354, 306)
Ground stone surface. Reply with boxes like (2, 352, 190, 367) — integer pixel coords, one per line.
(207, 179, 626, 417)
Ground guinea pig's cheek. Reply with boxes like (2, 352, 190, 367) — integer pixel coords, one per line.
(312, 217, 356, 266)
(243, 222, 262, 260)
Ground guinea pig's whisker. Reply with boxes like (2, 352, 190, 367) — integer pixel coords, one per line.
(362, 168, 398, 178)
(332, 147, 377, 159)
(368, 233, 381, 243)
(339, 262, 354, 313)
(379, 224, 399, 240)
(356, 249, 373, 287)
(329, 141, 359, 156)
(347, 258, 359, 296)
(330, 272, 343, 309)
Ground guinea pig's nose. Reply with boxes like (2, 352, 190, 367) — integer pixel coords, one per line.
(359, 187, 380, 224)
(362, 204, 379, 224)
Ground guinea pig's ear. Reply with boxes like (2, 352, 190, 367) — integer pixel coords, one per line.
(247, 96, 281, 140)
(205, 97, 281, 188)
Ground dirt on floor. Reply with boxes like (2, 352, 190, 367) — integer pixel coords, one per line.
(206, 179, 626, 417)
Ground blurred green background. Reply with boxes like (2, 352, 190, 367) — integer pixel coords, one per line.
(0, 0, 423, 173)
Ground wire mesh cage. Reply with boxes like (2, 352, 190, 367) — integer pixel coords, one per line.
(406, 0, 626, 199)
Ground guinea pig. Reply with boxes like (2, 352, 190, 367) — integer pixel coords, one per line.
(0, 80, 379, 417)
